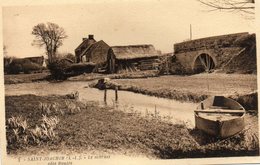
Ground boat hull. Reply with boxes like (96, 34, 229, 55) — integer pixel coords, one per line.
(194, 96, 246, 138)
(195, 114, 245, 138)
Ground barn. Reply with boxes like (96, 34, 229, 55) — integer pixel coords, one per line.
(107, 44, 162, 73)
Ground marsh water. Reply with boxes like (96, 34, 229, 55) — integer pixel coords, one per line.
(5, 81, 197, 126)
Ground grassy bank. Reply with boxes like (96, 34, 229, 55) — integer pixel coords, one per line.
(68, 70, 159, 81)
(4, 72, 50, 84)
(91, 73, 257, 109)
(5, 95, 259, 158)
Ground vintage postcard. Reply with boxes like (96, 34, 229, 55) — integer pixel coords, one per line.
(1, 0, 259, 164)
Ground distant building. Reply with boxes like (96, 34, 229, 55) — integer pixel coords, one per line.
(108, 44, 162, 73)
(75, 34, 97, 63)
(75, 35, 163, 73)
(78, 40, 110, 64)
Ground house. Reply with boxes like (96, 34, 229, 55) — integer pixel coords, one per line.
(78, 40, 110, 64)
(75, 34, 96, 63)
(75, 35, 111, 72)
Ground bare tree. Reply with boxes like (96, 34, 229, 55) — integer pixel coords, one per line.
(32, 22, 67, 63)
(197, 0, 255, 17)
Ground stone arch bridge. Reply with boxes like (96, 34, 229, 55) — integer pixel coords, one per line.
(174, 32, 248, 73)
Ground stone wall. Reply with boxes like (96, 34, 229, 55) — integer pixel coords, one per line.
(174, 32, 248, 54)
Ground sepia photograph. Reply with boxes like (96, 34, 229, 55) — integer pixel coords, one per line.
(1, 0, 259, 164)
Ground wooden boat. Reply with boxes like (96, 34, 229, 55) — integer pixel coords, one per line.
(194, 96, 246, 138)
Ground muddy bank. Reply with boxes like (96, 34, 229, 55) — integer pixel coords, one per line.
(230, 91, 258, 110)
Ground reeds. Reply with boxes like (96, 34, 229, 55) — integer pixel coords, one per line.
(7, 114, 60, 146)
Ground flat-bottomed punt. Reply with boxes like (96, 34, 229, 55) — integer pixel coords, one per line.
(194, 96, 245, 138)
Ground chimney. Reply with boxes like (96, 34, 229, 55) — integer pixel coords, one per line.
(88, 34, 94, 40)
(82, 38, 87, 41)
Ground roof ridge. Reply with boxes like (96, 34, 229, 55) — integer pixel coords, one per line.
(75, 38, 96, 51)
(111, 44, 153, 48)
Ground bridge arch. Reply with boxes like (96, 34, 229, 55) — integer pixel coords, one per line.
(192, 52, 217, 73)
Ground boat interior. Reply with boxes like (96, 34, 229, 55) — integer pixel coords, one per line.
(195, 96, 245, 121)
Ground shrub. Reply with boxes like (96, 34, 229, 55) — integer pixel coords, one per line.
(65, 62, 96, 75)
(159, 55, 187, 75)
(23, 61, 43, 74)
(6, 58, 43, 74)
(64, 53, 76, 62)
(48, 59, 72, 80)
(234, 33, 256, 48)
(8, 63, 23, 74)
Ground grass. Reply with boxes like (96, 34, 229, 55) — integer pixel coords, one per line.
(5, 94, 259, 158)
(92, 73, 257, 108)
(112, 73, 257, 96)
(67, 70, 159, 81)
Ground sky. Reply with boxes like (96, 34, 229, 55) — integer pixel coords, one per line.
(2, 0, 256, 58)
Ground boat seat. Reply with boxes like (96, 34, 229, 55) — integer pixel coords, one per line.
(195, 109, 245, 114)
(209, 106, 229, 109)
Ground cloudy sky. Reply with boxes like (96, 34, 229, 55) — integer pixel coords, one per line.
(3, 0, 256, 58)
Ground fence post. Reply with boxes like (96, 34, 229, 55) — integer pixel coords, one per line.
(115, 86, 118, 102)
(104, 88, 107, 104)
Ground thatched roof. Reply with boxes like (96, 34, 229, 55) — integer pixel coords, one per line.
(111, 44, 161, 60)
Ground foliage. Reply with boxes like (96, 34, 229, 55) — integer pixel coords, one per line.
(32, 22, 67, 63)
(23, 61, 44, 74)
(48, 59, 72, 80)
(65, 63, 96, 75)
(63, 53, 75, 62)
(6, 96, 83, 151)
(7, 62, 22, 74)
(6, 115, 60, 147)
(5, 58, 44, 74)
(234, 33, 256, 51)
(159, 55, 187, 75)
